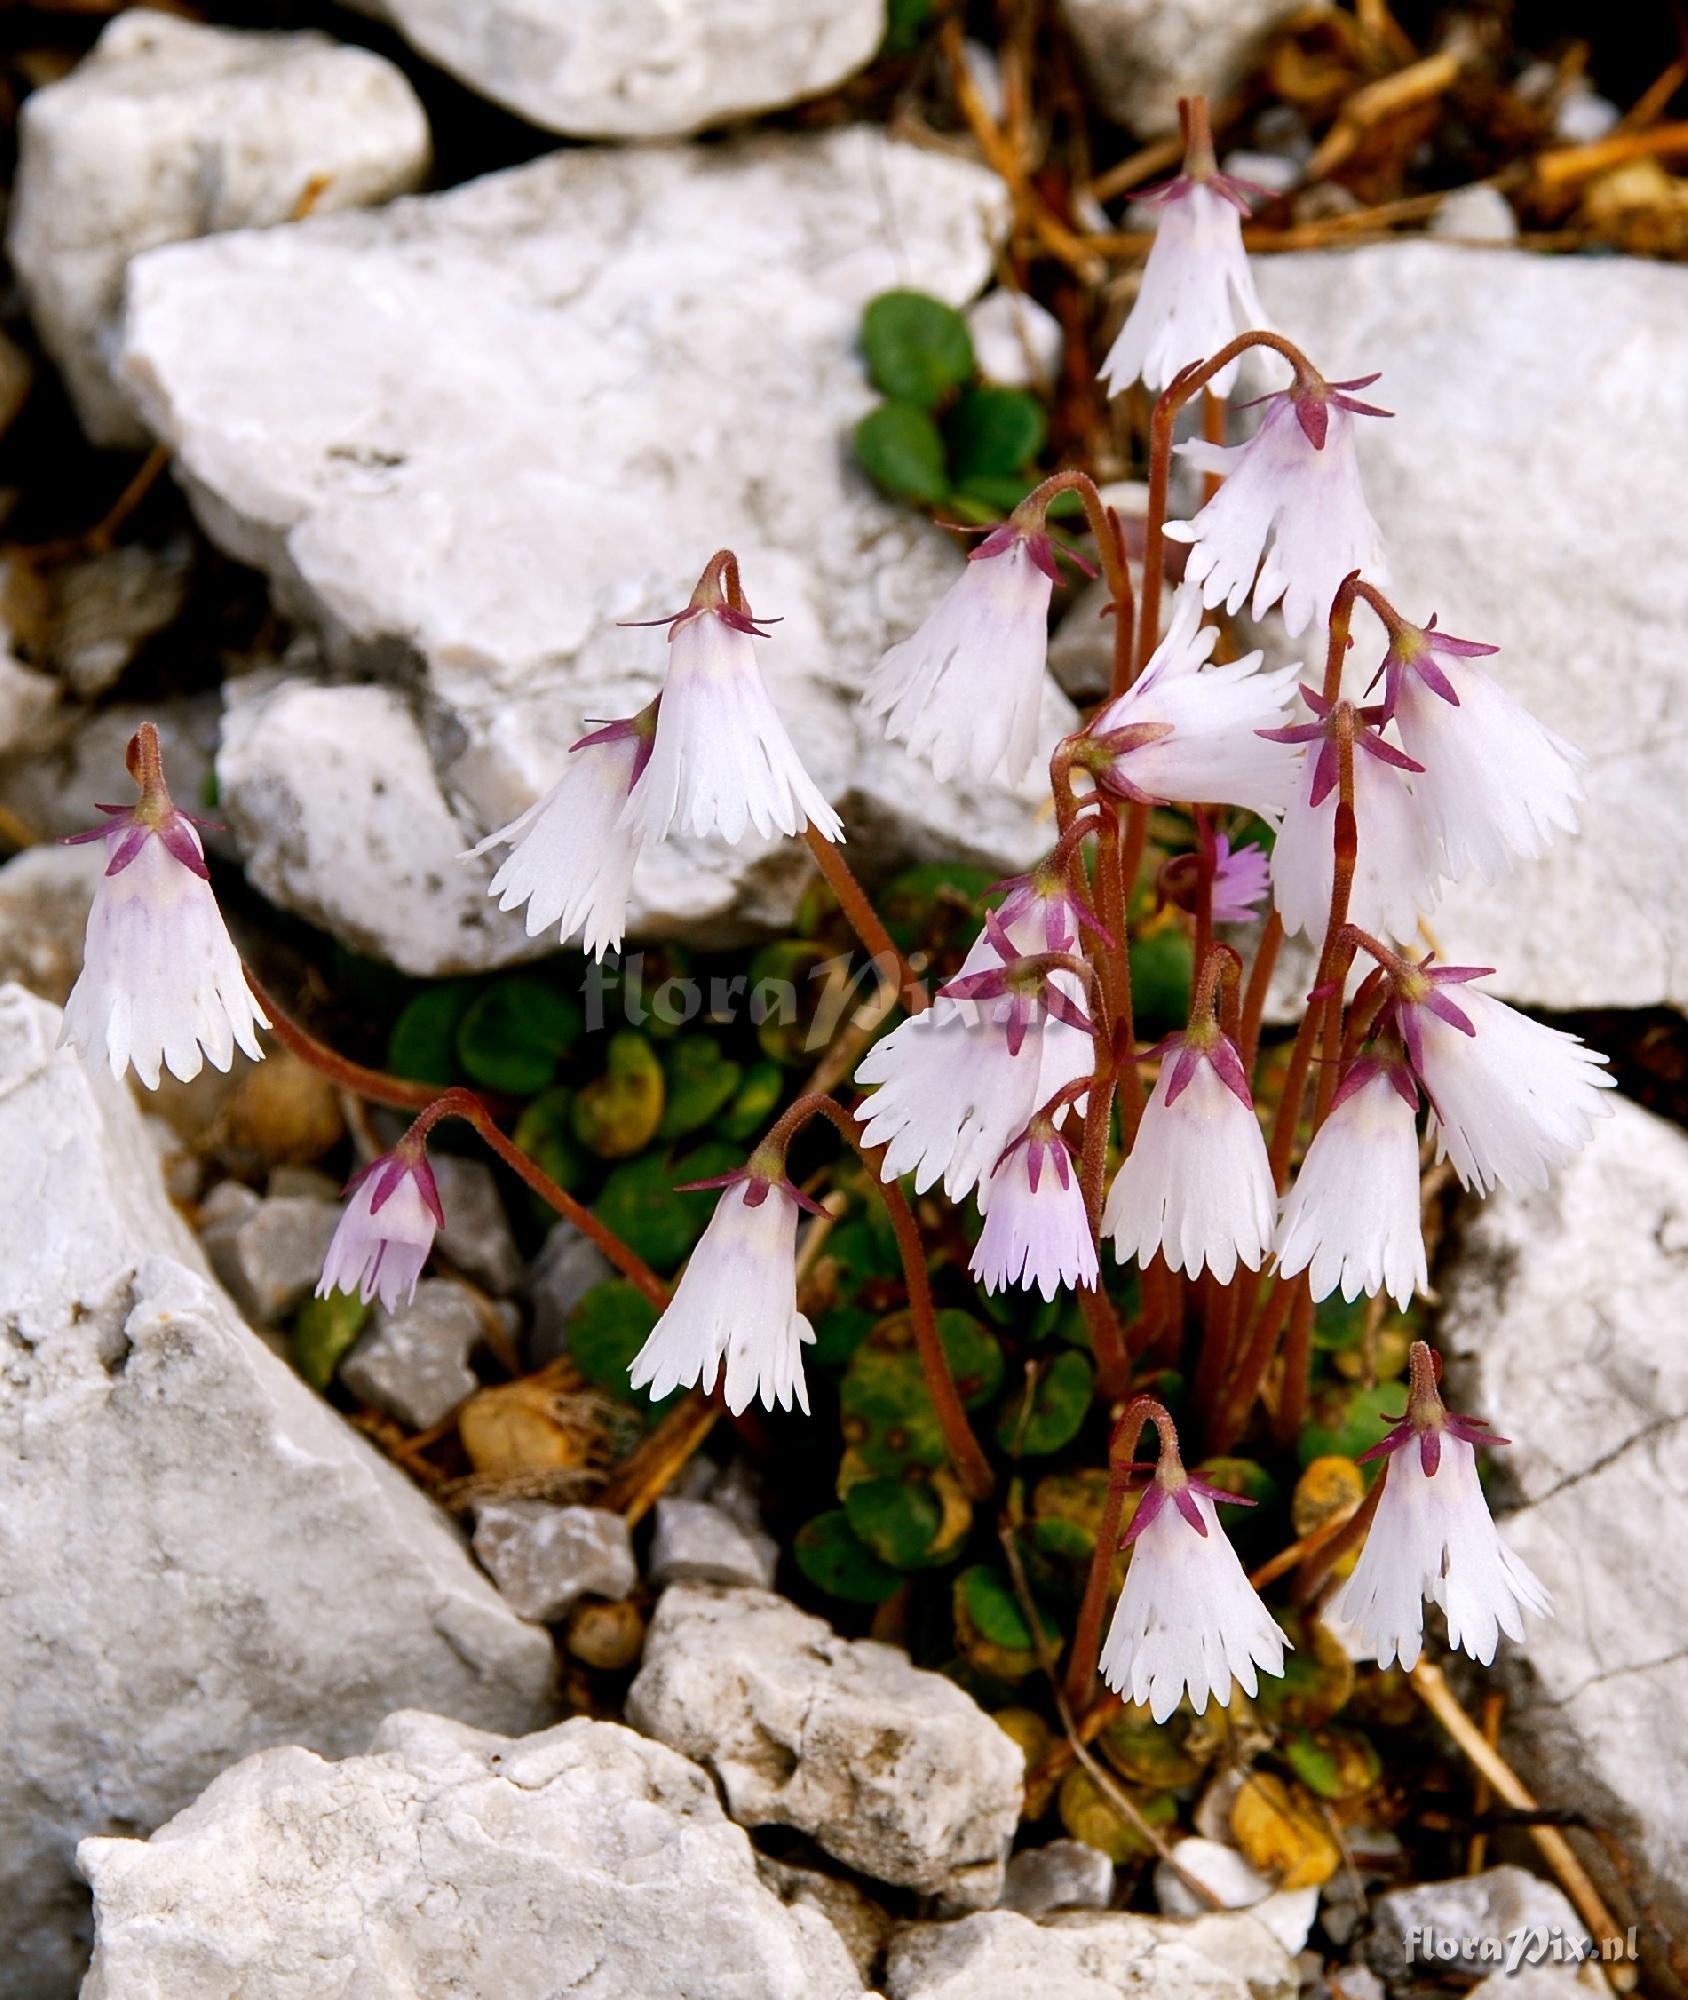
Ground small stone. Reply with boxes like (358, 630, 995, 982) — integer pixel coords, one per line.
(428, 1151, 523, 1295)
(200, 1190, 341, 1325)
(340, 1277, 483, 1429)
(50, 539, 193, 698)
(1058, 0, 1301, 135)
(78, 1713, 863, 1999)
(1327, 1970, 1384, 2000)
(999, 1839, 1115, 1917)
(649, 1494, 779, 1591)
(458, 1379, 595, 1480)
(1221, 149, 1300, 194)
(629, 1584, 1023, 1904)
(472, 1500, 637, 1623)
(1367, 1868, 1590, 1979)
(966, 289, 1064, 388)
(525, 1219, 617, 1365)
(0, 694, 219, 846)
(213, 1049, 345, 1178)
(565, 1597, 646, 1672)
(1554, 87, 1620, 145)
(350, 0, 882, 139)
(759, 1854, 894, 1988)
(1429, 184, 1518, 244)
(0, 651, 57, 757)
(0, 842, 102, 1006)
(1155, 1838, 1318, 1956)
(265, 1164, 341, 1202)
(9, 9, 429, 444)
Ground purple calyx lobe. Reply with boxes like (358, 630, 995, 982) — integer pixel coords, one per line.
(1159, 1028, 1253, 1112)
(348, 1149, 446, 1230)
(1367, 613, 1499, 722)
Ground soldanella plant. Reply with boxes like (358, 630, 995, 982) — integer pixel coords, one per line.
(60, 93, 1612, 1730)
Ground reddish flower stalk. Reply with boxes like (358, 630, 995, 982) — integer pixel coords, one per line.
(1063, 1395, 1169, 1715)
(763, 1091, 994, 1499)
(803, 825, 928, 1016)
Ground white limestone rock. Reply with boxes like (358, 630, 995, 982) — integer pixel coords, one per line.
(430, 1150, 524, 1294)
(472, 1499, 638, 1622)
(1367, 1867, 1590, 1977)
(886, 1908, 1297, 2000)
(117, 130, 1064, 975)
(349, 0, 884, 140)
(199, 1188, 341, 1325)
(8, 9, 428, 447)
(999, 1839, 1115, 1917)
(648, 1492, 778, 1590)
(1153, 1838, 1318, 1955)
(1440, 1094, 1688, 1942)
(967, 288, 1064, 388)
(1058, 0, 1300, 135)
(341, 1276, 484, 1428)
(1253, 245, 1688, 1012)
(0, 985, 556, 1996)
(78, 1710, 864, 1999)
(0, 843, 103, 1006)
(626, 1583, 1023, 1905)
(1429, 183, 1518, 244)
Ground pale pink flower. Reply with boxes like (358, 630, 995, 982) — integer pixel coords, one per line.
(629, 1173, 818, 1415)
(1103, 1028, 1275, 1283)
(970, 1124, 1098, 1301)
(1098, 169, 1270, 399)
(318, 1145, 443, 1314)
(1159, 831, 1271, 926)
(1084, 585, 1301, 818)
(1168, 375, 1390, 638)
(856, 898, 1093, 1203)
(623, 572, 841, 846)
(1100, 1469, 1288, 1722)
(60, 724, 267, 1091)
(1374, 616, 1583, 883)
(1390, 967, 1613, 1195)
(1275, 1057, 1427, 1309)
(468, 712, 650, 960)
(863, 524, 1064, 786)
(1265, 691, 1439, 945)
(1329, 1343, 1550, 1670)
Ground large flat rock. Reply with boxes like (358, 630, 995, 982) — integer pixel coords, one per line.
(117, 129, 1065, 974)
(0, 987, 556, 1997)
(1254, 245, 1688, 1014)
(1441, 1092, 1688, 1944)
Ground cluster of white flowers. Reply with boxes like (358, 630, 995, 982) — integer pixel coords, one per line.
(55, 94, 1610, 1726)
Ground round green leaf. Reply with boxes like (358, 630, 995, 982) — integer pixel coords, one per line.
(572, 1031, 665, 1158)
(386, 982, 474, 1086)
(291, 1290, 368, 1392)
(1128, 927, 1194, 1039)
(456, 976, 582, 1096)
(512, 1085, 588, 1197)
(567, 1279, 664, 1402)
(591, 1141, 737, 1275)
(997, 1348, 1094, 1457)
(945, 386, 1047, 482)
(659, 1038, 742, 1142)
(1298, 1382, 1402, 1468)
(794, 1511, 902, 1603)
(843, 1477, 945, 1568)
(855, 401, 950, 506)
(861, 290, 975, 407)
(715, 1058, 783, 1143)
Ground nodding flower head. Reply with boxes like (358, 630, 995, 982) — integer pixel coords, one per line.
(1329, 1341, 1551, 1671)
(936, 910, 1095, 1058)
(969, 1118, 1098, 1301)
(59, 722, 268, 1091)
(317, 1137, 445, 1315)
(1158, 830, 1271, 927)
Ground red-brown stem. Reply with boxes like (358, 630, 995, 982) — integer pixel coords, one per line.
(803, 826, 928, 1016)
(1113, 801, 1150, 1141)
(1076, 1043, 1129, 1401)
(1207, 1270, 1295, 1454)
(1191, 810, 1217, 1002)
(1138, 330, 1319, 674)
(1239, 909, 1283, 1081)
(1273, 1281, 1317, 1450)
(1027, 469, 1139, 689)
(1104, 506, 1138, 702)
(1292, 1457, 1387, 1606)
(1200, 390, 1226, 506)
(245, 966, 453, 1112)
(1061, 1394, 1176, 1713)
(765, 1092, 994, 1498)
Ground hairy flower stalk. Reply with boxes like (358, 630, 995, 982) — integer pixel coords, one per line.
(61, 722, 267, 1090)
(1104, 951, 1275, 1283)
(1092, 1398, 1289, 1721)
(1329, 1341, 1550, 1670)
(318, 1134, 444, 1313)
(1097, 96, 1272, 399)
(1168, 365, 1391, 638)
(970, 1119, 1097, 1301)
(863, 492, 1084, 786)
(468, 708, 653, 959)
(629, 1150, 822, 1415)
(624, 551, 842, 845)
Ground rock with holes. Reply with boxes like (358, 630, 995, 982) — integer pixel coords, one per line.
(1253, 245, 1688, 1013)
(8, 10, 428, 446)
(1058, 0, 1300, 135)
(345, 0, 884, 140)
(626, 1583, 1023, 1905)
(0, 985, 556, 1997)
(116, 130, 1065, 975)
(1441, 1093, 1688, 1948)
(77, 1711, 864, 1998)
(885, 1908, 1297, 2000)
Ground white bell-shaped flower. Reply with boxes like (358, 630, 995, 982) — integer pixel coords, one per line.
(970, 1123, 1098, 1301)
(622, 555, 841, 846)
(863, 522, 1061, 787)
(468, 713, 649, 961)
(628, 1174, 817, 1415)
(1329, 1342, 1550, 1670)
(318, 1143, 444, 1315)
(1275, 1057, 1427, 1310)
(1103, 1023, 1275, 1284)
(60, 723, 267, 1092)
(1168, 375, 1390, 639)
